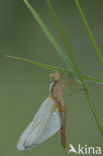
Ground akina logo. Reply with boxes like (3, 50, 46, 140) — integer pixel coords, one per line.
(68, 144, 102, 155)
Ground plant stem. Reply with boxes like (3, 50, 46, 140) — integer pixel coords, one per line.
(74, 0, 103, 66)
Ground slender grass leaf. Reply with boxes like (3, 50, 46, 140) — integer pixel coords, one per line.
(24, 0, 78, 78)
(74, 0, 103, 66)
(6, 55, 73, 76)
(6, 55, 103, 85)
(83, 75, 103, 85)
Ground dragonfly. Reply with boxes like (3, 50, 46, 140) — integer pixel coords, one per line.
(17, 72, 72, 151)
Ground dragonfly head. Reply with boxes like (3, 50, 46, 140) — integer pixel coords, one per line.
(50, 72, 63, 81)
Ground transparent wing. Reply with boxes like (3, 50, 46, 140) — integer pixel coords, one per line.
(35, 107, 61, 144)
(17, 97, 61, 151)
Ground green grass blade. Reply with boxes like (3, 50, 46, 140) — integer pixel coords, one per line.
(74, 0, 103, 66)
(6, 55, 103, 85)
(83, 75, 103, 85)
(46, 0, 103, 135)
(6, 55, 73, 76)
(24, 0, 77, 77)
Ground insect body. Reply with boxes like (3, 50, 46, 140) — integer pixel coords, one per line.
(50, 72, 66, 149)
(17, 72, 66, 151)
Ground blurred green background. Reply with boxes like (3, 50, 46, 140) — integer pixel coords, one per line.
(0, 0, 103, 155)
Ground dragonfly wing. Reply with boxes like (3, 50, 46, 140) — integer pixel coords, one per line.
(17, 97, 61, 151)
(35, 107, 61, 144)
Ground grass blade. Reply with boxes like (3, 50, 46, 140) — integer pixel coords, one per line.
(6, 55, 103, 85)
(74, 0, 103, 66)
(24, 0, 77, 78)
(83, 75, 103, 85)
(46, 0, 103, 135)
(6, 55, 73, 76)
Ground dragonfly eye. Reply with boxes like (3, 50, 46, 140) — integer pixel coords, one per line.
(50, 72, 62, 81)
